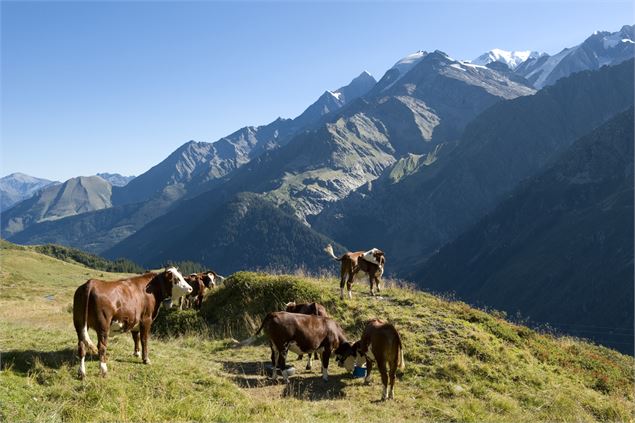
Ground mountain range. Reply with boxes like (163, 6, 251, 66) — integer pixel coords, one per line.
(0, 173, 58, 212)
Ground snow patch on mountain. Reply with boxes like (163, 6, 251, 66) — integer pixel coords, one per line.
(472, 49, 545, 70)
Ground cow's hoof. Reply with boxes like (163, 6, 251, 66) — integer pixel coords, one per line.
(133, 351, 141, 358)
(305, 365, 312, 371)
(77, 371, 86, 380)
(143, 358, 151, 365)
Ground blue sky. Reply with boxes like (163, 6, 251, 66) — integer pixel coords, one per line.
(2, 1, 632, 181)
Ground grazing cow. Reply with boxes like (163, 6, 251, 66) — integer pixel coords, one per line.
(337, 319, 405, 401)
(284, 301, 329, 369)
(249, 311, 351, 383)
(324, 244, 386, 300)
(72, 267, 192, 379)
(181, 271, 222, 309)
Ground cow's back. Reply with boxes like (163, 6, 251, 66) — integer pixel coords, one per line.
(365, 320, 401, 359)
(264, 312, 333, 352)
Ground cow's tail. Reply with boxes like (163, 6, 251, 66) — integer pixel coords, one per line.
(234, 314, 271, 348)
(73, 281, 98, 354)
(324, 244, 342, 261)
(396, 331, 405, 370)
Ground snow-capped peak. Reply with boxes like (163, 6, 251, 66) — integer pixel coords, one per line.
(471, 49, 544, 70)
(392, 50, 427, 75)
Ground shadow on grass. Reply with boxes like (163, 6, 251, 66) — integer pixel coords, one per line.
(221, 360, 348, 401)
(1, 348, 76, 374)
(281, 373, 347, 400)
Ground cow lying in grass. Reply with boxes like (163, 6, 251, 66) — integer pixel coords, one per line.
(337, 319, 405, 401)
(285, 301, 329, 369)
(72, 267, 192, 379)
(324, 244, 385, 300)
(245, 311, 352, 383)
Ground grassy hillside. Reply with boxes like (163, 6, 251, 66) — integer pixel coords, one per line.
(1, 245, 633, 422)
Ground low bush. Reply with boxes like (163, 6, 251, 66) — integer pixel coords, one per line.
(200, 271, 337, 339)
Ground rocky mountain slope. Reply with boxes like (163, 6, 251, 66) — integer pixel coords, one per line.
(314, 59, 634, 273)
(0, 173, 58, 212)
(412, 108, 634, 354)
(1, 176, 112, 237)
(107, 192, 345, 274)
(104, 50, 535, 267)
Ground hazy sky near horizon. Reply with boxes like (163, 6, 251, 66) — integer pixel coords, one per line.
(2, 1, 632, 181)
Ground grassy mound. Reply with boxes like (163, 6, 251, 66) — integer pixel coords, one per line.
(200, 271, 341, 338)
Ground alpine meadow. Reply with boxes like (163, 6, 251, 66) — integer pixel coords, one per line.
(1, 2, 634, 422)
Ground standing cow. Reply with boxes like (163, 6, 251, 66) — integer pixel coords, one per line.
(324, 244, 386, 300)
(249, 311, 352, 383)
(285, 301, 329, 369)
(72, 267, 192, 378)
(337, 319, 405, 401)
(181, 271, 222, 309)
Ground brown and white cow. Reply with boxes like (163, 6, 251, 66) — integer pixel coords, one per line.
(284, 301, 329, 369)
(181, 271, 222, 309)
(72, 267, 192, 378)
(324, 244, 386, 300)
(337, 319, 405, 400)
(251, 311, 351, 383)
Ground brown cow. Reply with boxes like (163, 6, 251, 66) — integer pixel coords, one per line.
(181, 271, 222, 309)
(324, 244, 386, 300)
(337, 319, 405, 400)
(250, 311, 351, 383)
(284, 301, 329, 369)
(72, 267, 192, 378)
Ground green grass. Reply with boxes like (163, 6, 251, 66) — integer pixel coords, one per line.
(1, 245, 633, 422)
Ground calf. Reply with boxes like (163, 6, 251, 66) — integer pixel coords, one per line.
(284, 302, 329, 369)
(324, 244, 385, 300)
(253, 311, 351, 383)
(72, 267, 192, 378)
(337, 319, 405, 400)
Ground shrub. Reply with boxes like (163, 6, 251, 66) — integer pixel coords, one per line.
(152, 307, 208, 338)
(199, 271, 336, 339)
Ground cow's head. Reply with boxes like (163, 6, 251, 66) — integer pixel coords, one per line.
(203, 272, 216, 289)
(285, 301, 296, 312)
(362, 248, 385, 268)
(335, 341, 358, 372)
(163, 267, 192, 307)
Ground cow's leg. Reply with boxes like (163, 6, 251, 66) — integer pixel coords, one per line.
(369, 274, 375, 296)
(346, 273, 354, 300)
(97, 329, 109, 377)
(364, 356, 374, 384)
(388, 357, 397, 400)
(131, 331, 141, 358)
(279, 344, 292, 383)
(320, 348, 331, 381)
(269, 345, 278, 381)
(140, 319, 152, 364)
(339, 272, 347, 300)
(377, 359, 389, 401)
(306, 352, 313, 370)
(77, 338, 86, 379)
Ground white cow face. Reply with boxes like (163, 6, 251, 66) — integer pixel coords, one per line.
(167, 267, 192, 306)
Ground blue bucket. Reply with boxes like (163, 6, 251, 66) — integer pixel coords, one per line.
(352, 365, 367, 378)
